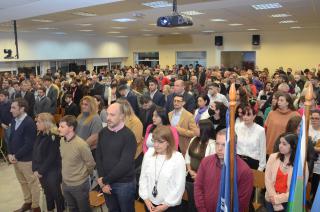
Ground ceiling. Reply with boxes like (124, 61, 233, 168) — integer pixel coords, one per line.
(0, 0, 319, 37)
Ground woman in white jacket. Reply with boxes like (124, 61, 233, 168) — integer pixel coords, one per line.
(139, 125, 186, 212)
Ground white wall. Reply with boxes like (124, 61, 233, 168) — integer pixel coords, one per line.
(0, 32, 129, 71)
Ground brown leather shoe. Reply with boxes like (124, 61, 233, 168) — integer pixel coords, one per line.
(13, 203, 32, 212)
(32, 207, 41, 212)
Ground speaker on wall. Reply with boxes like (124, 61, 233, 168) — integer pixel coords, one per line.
(215, 36, 223, 46)
(252, 34, 260, 45)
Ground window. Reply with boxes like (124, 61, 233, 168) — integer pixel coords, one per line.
(176, 51, 207, 67)
(134, 52, 159, 67)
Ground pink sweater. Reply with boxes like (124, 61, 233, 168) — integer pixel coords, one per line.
(142, 124, 179, 153)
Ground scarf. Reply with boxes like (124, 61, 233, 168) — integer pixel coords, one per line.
(195, 106, 208, 124)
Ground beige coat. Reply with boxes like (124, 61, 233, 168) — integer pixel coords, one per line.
(169, 108, 197, 156)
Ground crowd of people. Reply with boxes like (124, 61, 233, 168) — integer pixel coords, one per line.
(0, 63, 319, 212)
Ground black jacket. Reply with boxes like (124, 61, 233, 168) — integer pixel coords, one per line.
(64, 102, 80, 117)
(32, 132, 62, 176)
(151, 90, 166, 107)
(165, 92, 196, 113)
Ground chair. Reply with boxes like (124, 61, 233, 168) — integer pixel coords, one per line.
(252, 169, 265, 210)
(89, 190, 105, 212)
(0, 128, 9, 164)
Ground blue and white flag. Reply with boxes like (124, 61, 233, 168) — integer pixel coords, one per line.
(311, 183, 320, 212)
(216, 110, 239, 212)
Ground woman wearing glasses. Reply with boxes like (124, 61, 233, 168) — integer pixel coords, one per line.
(139, 125, 186, 212)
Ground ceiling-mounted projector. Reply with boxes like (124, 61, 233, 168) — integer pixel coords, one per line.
(156, 0, 193, 27)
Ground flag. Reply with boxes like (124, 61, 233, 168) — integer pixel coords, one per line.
(216, 110, 239, 212)
(311, 183, 320, 212)
(287, 115, 307, 212)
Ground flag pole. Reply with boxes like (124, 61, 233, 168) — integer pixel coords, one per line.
(304, 83, 313, 203)
(229, 83, 237, 210)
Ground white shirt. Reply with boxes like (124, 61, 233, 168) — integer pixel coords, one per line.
(15, 113, 27, 130)
(146, 133, 153, 148)
(309, 126, 320, 174)
(193, 108, 210, 122)
(235, 122, 266, 171)
(208, 93, 229, 106)
(185, 137, 216, 164)
(139, 148, 186, 207)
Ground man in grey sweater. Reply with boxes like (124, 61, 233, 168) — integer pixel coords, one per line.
(58, 115, 96, 212)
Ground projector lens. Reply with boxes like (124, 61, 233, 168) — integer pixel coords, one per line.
(160, 17, 168, 26)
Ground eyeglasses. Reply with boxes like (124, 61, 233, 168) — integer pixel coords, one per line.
(151, 139, 167, 144)
(174, 99, 183, 103)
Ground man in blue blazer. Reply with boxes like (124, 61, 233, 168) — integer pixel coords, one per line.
(8, 98, 40, 212)
(165, 80, 196, 113)
(118, 84, 140, 115)
(148, 78, 165, 107)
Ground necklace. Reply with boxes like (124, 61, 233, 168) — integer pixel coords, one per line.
(152, 155, 166, 198)
(281, 161, 289, 170)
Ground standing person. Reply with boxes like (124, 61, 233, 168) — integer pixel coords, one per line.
(19, 80, 36, 118)
(64, 94, 80, 117)
(43, 76, 59, 115)
(96, 103, 137, 212)
(0, 90, 13, 146)
(265, 92, 300, 155)
(235, 105, 266, 171)
(148, 78, 165, 107)
(168, 94, 197, 156)
(194, 95, 210, 125)
(33, 86, 51, 116)
(58, 115, 96, 212)
(139, 125, 186, 212)
(32, 113, 64, 212)
(139, 95, 156, 134)
(194, 129, 253, 212)
(8, 98, 41, 212)
(143, 106, 179, 153)
(207, 82, 229, 107)
(264, 134, 300, 212)
(76, 96, 103, 158)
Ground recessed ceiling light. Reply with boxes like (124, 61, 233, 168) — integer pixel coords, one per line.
(210, 19, 227, 22)
(53, 32, 66, 35)
(271, 13, 291, 18)
(114, 35, 128, 38)
(290, 26, 302, 29)
(107, 31, 121, 34)
(252, 3, 282, 10)
(229, 23, 243, 26)
(279, 20, 297, 24)
(202, 30, 214, 33)
(178, 27, 191, 29)
(171, 32, 181, 35)
(111, 26, 127, 29)
(181, 11, 204, 16)
(72, 11, 97, 17)
(142, 1, 172, 8)
(37, 27, 57, 30)
(141, 29, 153, 32)
(31, 19, 53, 23)
(79, 29, 93, 32)
(149, 23, 157, 26)
(112, 18, 136, 22)
(247, 28, 259, 31)
(76, 23, 92, 26)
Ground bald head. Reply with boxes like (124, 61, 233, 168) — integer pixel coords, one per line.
(106, 103, 124, 128)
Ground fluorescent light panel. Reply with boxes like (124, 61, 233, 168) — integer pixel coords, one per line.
(72, 11, 96, 17)
(112, 18, 136, 22)
(279, 20, 297, 24)
(79, 29, 93, 32)
(202, 30, 214, 33)
(252, 3, 282, 10)
(181, 11, 204, 16)
(107, 31, 121, 34)
(229, 23, 243, 26)
(76, 23, 92, 26)
(290, 26, 302, 29)
(111, 26, 127, 29)
(247, 28, 259, 31)
(210, 18, 227, 22)
(271, 13, 291, 18)
(142, 1, 172, 8)
(53, 32, 66, 35)
(37, 27, 57, 30)
(31, 19, 53, 23)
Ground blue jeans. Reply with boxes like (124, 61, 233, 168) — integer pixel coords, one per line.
(104, 181, 136, 212)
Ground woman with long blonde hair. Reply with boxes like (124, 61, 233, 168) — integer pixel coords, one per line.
(32, 113, 64, 212)
(76, 96, 103, 157)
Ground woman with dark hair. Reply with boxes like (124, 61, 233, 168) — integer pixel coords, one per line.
(185, 119, 215, 180)
(194, 95, 210, 125)
(265, 92, 299, 155)
(139, 126, 186, 212)
(143, 106, 179, 153)
(235, 105, 266, 171)
(93, 94, 104, 114)
(265, 133, 300, 212)
(236, 87, 249, 107)
(258, 81, 272, 109)
(208, 101, 227, 138)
